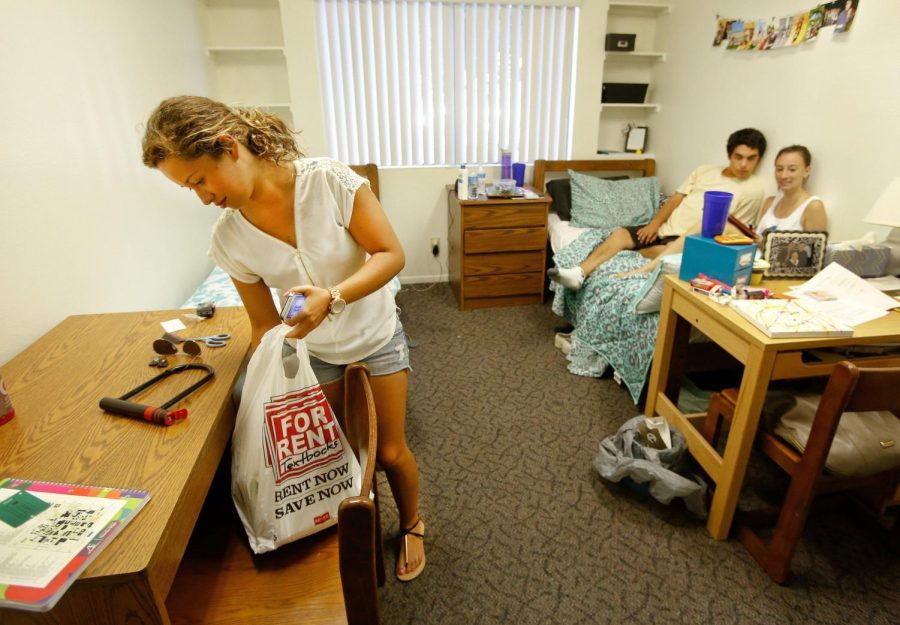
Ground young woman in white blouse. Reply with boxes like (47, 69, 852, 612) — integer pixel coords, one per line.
(142, 95, 425, 581)
(755, 145, 828, 236)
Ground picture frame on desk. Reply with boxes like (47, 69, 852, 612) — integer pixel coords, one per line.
(762, 230, 828, 278)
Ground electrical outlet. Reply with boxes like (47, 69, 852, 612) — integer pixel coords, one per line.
(430, 237, 440, 257)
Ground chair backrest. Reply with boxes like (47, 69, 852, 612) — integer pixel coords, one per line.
(337, 362, 381, 625)
(827, 361, 900, 415)
(349, 163, 380, 200)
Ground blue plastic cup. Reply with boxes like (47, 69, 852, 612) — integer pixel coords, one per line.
(512, 162, 526, 187)
(701, 191, 734, 238)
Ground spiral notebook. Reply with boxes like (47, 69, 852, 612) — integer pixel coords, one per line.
(0, 477, 150, 612)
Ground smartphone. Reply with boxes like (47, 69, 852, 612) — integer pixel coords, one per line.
(280, 293, 306, 321)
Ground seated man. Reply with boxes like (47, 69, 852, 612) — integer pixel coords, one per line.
(548, 128, 768, 291)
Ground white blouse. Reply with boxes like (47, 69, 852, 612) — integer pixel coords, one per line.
(209, 158, 396, 364)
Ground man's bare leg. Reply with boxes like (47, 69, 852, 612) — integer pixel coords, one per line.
(548, 228, 635, 290)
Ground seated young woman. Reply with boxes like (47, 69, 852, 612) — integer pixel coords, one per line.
(754, 144, 827, 236)
(620, 144, 828, 277)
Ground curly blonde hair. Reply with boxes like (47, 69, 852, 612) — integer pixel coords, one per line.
(141, 95, 302, 167)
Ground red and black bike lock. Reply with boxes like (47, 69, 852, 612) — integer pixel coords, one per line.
(99, 364, 215, 426)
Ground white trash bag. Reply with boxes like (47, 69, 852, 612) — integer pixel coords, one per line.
(231, 324, 362, 554)
(593, 415, 707, 518)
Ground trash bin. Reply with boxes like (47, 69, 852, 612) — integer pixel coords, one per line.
(593, 415, 708, 517)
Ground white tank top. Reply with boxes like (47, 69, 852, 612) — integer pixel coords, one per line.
(756, 193, 820, 234)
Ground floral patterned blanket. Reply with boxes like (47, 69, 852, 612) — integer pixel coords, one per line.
(551, 229, 660, 404)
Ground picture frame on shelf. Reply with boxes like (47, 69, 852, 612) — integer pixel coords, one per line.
(762, 230, 828, 278)
(625, 125, 647, 152)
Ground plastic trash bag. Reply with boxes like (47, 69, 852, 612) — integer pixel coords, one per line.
(593, 415, 707, 517)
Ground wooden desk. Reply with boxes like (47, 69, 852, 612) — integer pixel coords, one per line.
(645, 276, 900, 540)
(0, 308, 250, 625)
(447, 186, 551, 310)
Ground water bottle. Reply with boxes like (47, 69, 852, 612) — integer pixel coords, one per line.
(0, 375, 14, 426)
(500, 148, 512, 180)
(468, 172, 478, 199)
(457, 163, 468, 199)
(476, 166, 486, 197)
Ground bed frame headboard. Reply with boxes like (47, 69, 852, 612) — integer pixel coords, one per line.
(532, 158, 656, 192)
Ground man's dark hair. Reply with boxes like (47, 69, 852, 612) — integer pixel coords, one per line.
(727, 128, 767, 158)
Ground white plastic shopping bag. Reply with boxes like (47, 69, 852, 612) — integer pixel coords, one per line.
(231, 324, 362, 554)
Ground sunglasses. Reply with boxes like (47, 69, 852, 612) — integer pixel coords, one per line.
(153, 338, 201, 357)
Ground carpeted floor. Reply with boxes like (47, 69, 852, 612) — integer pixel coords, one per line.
(376, 283, 898, 625)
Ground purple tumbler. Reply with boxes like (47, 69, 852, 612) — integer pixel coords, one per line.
(701, 191, 733, 238)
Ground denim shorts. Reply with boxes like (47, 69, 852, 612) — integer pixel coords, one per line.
(306, 319, 411, 386)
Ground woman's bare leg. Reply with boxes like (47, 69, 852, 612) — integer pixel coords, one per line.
(322, 369, 424, 578)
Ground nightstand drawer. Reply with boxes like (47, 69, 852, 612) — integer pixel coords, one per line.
(464, 227, 545, 254)
(465, 205, 547, 228)
(463, 272, 544, 298)
(463, 251, 544, 276)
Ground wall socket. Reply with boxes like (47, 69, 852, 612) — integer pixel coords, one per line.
(430, 237, 440, 257)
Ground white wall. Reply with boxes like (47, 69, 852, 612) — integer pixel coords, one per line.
(0, 1, 214, 365)
(652, 0, 900, 241)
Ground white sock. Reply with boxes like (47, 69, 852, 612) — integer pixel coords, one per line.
(548, 266, 585, 290)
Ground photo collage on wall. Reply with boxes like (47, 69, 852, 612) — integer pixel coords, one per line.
(713, 0, 859, 50)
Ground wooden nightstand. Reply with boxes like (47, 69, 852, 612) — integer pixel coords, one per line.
(447, 185, 551, 310)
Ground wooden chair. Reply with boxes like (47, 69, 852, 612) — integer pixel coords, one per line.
(703, 361, 900, 583)
(167, 363, 384, 625)
(349, 163, 380, 200)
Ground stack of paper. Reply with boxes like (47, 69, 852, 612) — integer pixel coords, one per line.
(788, 263, 898, 327)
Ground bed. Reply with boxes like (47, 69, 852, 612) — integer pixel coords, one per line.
(532, 158, 668, 404)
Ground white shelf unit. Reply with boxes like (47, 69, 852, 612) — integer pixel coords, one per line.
(601, 103, 661, 112)
(598, 2, 670, 152)
(608, 2, 671, 16)
(201, 0, 293, 127)
(604, 51, 666, 61)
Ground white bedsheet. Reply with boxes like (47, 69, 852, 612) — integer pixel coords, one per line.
(547, 212, 588, 255)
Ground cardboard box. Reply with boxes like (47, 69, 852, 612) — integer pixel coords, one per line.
(678, 234, 756, 287)
(605, 33, 636, 52)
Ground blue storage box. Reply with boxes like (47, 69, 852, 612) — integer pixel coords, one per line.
(678, 234, 756, 287)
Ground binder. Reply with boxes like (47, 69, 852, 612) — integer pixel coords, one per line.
(0, 477, 149, 612)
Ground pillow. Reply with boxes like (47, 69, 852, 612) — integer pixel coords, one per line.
(632, 254, 683, 314)
(546, 179, 572, 221)
(546, 175, 630, 221)
(569, 170, 659, 229)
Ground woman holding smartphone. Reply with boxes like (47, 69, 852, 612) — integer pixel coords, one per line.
(141, 95, 425, 581)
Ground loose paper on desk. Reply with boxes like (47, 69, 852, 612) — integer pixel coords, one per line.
(866, 274, 900, 292)
(789, 263, 897, 326)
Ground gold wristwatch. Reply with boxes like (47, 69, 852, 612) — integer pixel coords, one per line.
(328, 287, 346, 315)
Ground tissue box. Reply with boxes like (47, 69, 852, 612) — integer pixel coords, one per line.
(824, 243, 890, 278)
(679, 234, 756, 287)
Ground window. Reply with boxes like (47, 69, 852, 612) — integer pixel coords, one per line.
(314, 0, 579, 167)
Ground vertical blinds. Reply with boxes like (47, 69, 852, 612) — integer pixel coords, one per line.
(314, 0, 579, 166)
